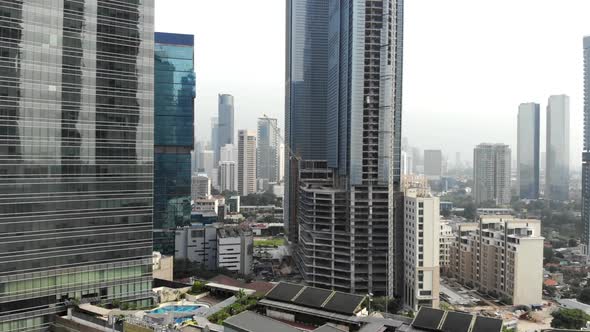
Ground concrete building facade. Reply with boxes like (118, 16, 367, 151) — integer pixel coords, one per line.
(403, 189, 441, 311)
(238, 130, 257, 195)
(473, 144, 512, 206)
(192, 174, 211, 200)
(449, 216, 544, 305)
(439, 222, 454, 275)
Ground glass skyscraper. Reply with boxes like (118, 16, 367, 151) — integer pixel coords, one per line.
(546, 94, 570, 201)
(153, 32, 195, 255)
(216, 94, 234, 163)
(0, 1, 154, 330)
(285, 0, 329, 242)
(517, 103, 540, 199)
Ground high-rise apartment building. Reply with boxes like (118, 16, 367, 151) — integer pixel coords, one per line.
(153, 32, 196, 255)
(288, 0, 405, 297)
(217, 94, 235, 163)
(219, 161, 238, 192)
(200, 149, 214, 179)
(192, 174, 212, 199)
(473, 144, 512, 206)
(211, 117, 219, 163)
(403, 189, 440, 311)
(546, 94, 570, 201)
(583, 37, 590, 254)
(257, 117, 280, 184)
(238, 130, 257, 195)
(449, 216, 543, 305)
(0, 2, 154, 329)
(424, 150, 443, 180)
(439, 222, 454, 276)
(517, 103, 540, 199)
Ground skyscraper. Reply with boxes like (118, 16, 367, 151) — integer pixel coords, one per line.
(546, 94, 570, 201)
(217, 94, 234, 163)
(288, 0, 404, 297)
(238, 130, 257, 196)
(517, 102, 540, 199)
(0, 1, 154, 328)
(153, 32, 196, 255)
(424, 150, 443, 179)
(211, 117, 219, 163)
(583, 37, 590, 254)
(473, 144, 512, 206)
(285, 0, 329, 242)
(257, 117, 280, 184)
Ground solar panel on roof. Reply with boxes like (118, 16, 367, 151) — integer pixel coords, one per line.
(472, 316, 503, 332)
(441, 311, 473, 332)
(293, 287, 333, 309)
(412, 307, 445, 330)
(265, 283, 305, 302)
(322, 292, 365, 315)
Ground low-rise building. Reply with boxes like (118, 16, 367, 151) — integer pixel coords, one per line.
(175, 224, 253, 275)
(404, 189, 440, 311)
(449, 215, 544, 305)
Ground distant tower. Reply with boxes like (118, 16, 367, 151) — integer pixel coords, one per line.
(583, 37, 590, 254)
(424, 150, 443, 179)
(257, 117, 280, 184)
(546, 95, 570, 201)
(217, 94, 235, 162)
(238, 130, 257, 195)
(517, 103, 540, 199)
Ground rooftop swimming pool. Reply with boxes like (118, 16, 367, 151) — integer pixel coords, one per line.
(149, 305, 203, 314)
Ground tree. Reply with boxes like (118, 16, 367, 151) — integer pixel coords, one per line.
(463, 203, 476, 220)
(569, 238, 578, 247)
(191, 280, 205, 294)
(578, 288, 590, 305)
(544, 247, 555, 261)
(551, 308, 590, 329)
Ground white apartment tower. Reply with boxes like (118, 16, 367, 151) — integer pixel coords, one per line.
(238, 130, 257, 195)
(474, 144, 512, 206)
(403, 189, 441, 311)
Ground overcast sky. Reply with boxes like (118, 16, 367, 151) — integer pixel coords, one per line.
(155, 0, 589, 169)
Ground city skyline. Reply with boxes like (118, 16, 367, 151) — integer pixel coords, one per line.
(155, 0, 590, 168)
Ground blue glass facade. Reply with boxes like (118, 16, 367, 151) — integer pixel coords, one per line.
(154, 32, 195, 255)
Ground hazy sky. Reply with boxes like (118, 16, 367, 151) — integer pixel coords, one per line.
(155, 0, 589, 169)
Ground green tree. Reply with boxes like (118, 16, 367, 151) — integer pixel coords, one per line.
(191, 280, 205, 294)
(544, 247, 555, 261)
(551, 309, 590, 329)
(578, 288, 590, 305)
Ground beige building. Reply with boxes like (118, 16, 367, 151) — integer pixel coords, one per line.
(403, 189, 440, 311)
(449, 216, 544, 305)
(238, 130, 257, 196)
(152, 252, 173, 281)
(439, 221, 454, 275)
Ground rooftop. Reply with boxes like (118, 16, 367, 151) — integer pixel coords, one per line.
(224, 311, 300, 332)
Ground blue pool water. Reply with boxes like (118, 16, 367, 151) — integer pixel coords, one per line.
(150, 305, 201, 314)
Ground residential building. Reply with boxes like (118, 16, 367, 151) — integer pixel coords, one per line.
(200, 149, 215, 179)
(424, 150, 443, 180)
(289, 0, 405, 297)
(220, 143, 237, 162)
(192, 174, 211, 199)
(401, 150, 414, 176)
(154, 32, 196, 255)
(517, 103, 540, 199)
(0, 2, 155, 328)
(219, 161, 238, 192)
(193, 196, 224, 215)
(257, 117, 280, 184)
(546, 94, 570, 201)
(175, 225, 253, 275)
(584, 36, 590, 254)
(404, 189, 441, 311)
(473, 144, 512, 206)
(440, 222, 454, 275)
(285, 0, 329, 243)
(449, 216, 544, 305)
(238, 130, 257, 195)
(217, 94, 235, 163)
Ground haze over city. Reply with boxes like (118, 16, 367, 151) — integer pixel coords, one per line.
(156, 0, 590, 167)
